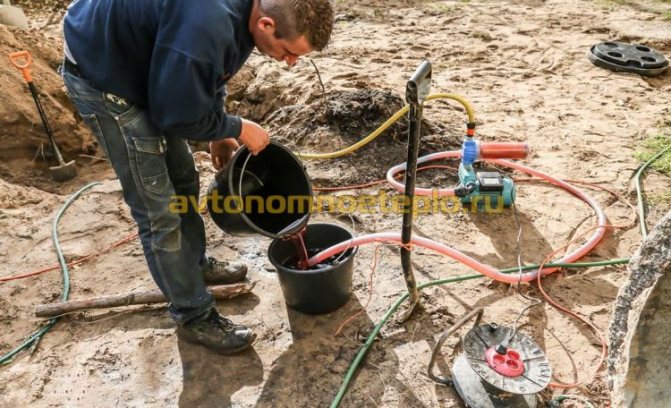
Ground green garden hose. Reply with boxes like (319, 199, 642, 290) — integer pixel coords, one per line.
(634, 143, 671, 238)
(550, 394, 596, 408)
(0, 182, 100, 365)
(330, 257, 629, 408)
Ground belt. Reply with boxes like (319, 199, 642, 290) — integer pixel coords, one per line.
(63, 57, 84, 78)
(63, 58, 132, 107)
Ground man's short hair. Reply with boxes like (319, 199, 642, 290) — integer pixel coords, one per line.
(259, 0, 335, 51)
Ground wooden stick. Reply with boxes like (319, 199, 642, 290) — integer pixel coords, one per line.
(35, 282, 256, 318)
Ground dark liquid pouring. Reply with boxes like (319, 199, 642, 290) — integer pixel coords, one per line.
(281, 229, 346, 271)
(286, 229, 309, 270)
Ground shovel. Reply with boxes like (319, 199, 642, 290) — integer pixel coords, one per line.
(10, 51, 77, 182)
(0, 0, 28, 29)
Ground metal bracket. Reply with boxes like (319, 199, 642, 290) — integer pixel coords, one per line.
(406, 60, 432, 105)
(427, 307, 484, 384)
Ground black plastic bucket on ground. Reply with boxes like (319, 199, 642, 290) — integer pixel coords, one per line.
(268, 223, 357, 314)
(207, 141, 312, 239)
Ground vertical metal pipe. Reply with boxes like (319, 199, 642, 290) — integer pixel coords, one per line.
(400, 103, 421, 315)
(400, 60, 431, 320)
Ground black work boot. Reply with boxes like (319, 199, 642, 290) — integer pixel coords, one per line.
(203, 257, 248, 284)
(177, 309, 256, 355)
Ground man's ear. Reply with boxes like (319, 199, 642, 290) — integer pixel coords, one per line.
(257, 16, 276, 35)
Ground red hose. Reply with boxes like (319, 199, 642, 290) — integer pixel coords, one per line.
(311, 149, 608, 284)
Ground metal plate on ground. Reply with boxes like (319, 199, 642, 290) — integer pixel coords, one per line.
(462, 324, 551, 395)
(588, 42, 669, 77)
(452, 355, 537, 408)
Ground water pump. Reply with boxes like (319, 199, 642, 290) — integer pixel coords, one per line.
(456, 137, 529, 209)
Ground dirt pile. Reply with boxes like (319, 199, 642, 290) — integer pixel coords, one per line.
(0, 24, 96, 191)
(227, 65, 460, 185)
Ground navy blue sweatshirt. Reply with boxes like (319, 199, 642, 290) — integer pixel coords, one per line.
(64, 0, 255, 140)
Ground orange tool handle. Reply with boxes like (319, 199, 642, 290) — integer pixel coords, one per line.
(9, 51, 33, 83)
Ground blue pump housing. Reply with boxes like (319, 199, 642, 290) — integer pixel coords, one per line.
(457, 160, 515, 210)
(461, 138, 478, 165)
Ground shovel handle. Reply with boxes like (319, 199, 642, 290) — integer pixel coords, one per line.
(9, 50, 33, 83)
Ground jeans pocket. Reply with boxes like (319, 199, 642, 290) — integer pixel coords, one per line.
(132, 136, 170, 196)
(80, 113, 110, 158)
(105, 95, 142, 125)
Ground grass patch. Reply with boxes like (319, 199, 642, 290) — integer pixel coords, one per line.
(635, 133, 671, 176)
(648, 191, 671, 206)
(600, 0, 671, 19)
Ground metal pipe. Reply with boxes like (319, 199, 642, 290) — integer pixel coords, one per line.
(427, 307, 484, 384)
(399, 61, 432, 320)
(400, 103, 421, 319)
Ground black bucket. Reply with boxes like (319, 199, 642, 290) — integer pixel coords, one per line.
(268, 223, 357, 314)
(207, 141, 313, 239)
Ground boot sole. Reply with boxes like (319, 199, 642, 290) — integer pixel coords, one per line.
(177, 331, 257, 355)
(202, 275, 247, 285)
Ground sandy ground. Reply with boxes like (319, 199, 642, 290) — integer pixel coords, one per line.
(1, 0, 671, 407)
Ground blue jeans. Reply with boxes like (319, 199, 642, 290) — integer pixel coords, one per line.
(61, 61, 214, 323)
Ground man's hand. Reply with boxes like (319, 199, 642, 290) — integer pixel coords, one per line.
(210, 138, 240, 170)
(238, 118, 270, 156)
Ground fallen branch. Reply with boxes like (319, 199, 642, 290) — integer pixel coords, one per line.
(35, 281, 256, 319)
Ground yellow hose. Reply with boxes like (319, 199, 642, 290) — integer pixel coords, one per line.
(294, 93, 476, 160)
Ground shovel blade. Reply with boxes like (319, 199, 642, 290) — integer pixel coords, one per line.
(49, 161, 78, 182)
(0, 5, 28, 29)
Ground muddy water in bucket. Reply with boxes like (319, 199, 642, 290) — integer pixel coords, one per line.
(286, 229, 310, 270)
(208, 143, 357, 313)
(268, 223, 357, 314)
(207, 141, 312, 239)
